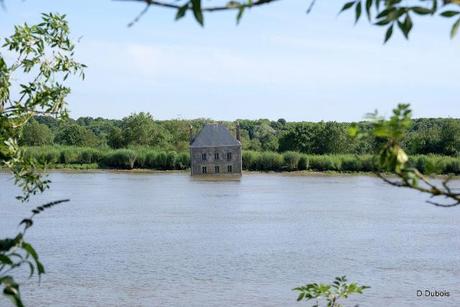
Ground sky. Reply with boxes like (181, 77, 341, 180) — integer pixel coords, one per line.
(0, 0, 459, 122)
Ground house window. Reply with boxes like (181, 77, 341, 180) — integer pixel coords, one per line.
(227, 165, 232, 173)
(215, 166, 220, 173)
(227, 152, 232, 161)
(202, 166, 207, 174)
(214, 152, 220, 160)
(201, 153, 207, 161)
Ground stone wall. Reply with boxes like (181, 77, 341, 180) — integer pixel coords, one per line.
(190, 145, 242, 176)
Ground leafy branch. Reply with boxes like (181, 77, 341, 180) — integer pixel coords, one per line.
(340, 0, 460, 42)
(294, 276, 369, 307)
(117, 0, 460, 41)
(118, 0, 281, 26)
(1, 13, 85, 306)
(0, 200, 69, 307)
(350, 104, 460, 208)
(1, 12, 86, 201)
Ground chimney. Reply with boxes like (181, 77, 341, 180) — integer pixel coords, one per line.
(189, 125, 193, 144)
(236, 121, 241, 141)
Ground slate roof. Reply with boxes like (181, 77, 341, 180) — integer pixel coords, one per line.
(190, 124, 240, 148)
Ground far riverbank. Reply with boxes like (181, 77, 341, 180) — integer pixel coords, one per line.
(18, 146, 460, 175)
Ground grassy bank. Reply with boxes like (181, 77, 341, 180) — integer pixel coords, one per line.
(22, 146, 460, 175)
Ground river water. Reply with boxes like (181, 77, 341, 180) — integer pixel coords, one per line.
(0, 172, 459, 306)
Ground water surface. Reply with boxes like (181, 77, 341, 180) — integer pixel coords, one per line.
(0, 172, 459, 306)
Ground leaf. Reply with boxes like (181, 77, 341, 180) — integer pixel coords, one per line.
(384, 24, 393, 43)
(440, 11, 460, 18)
(191, 0, 204, 26)
(297, 292, 305, 301)
(236, 6, 245, 25)
(0, 254, 13, 265)
(398, 14, 413, 39)
(175, 3, 189, 20)
(365, 0, 372, 20)
(451, 17, 460, 38)
(19, 218, 33, 229)
(340, 1, 355, 13)
(355, 1, 362, 23)
(1, 277, 25, 307)
(412, 7, 432, 15)
(22, 242, 46, 282)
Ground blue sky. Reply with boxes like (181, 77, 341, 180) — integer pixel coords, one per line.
(0, 0, 459, 121)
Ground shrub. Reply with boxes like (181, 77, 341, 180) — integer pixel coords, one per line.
(444, 158, 460, 175)
(359, 155, 376, 172)
(309, 155, 341, 171)
(341, 155, 362, 172)
(283, 151, 301, 171)
(258, 152, 283, 171)
(242, 151, 258, 170)
(59, 148, 80, 164)
(176, 152, 190, 169)
(78, 148, 103, 164)
(134, 149, 148, 168)
(145, 151, 158, 168)
(298, 155, 309, 170)
(101, 149, 137, 169)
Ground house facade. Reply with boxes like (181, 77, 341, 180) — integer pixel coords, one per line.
(190, 124, 242, 176)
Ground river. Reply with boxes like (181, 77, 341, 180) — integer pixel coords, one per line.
(0, 171, 459, 306)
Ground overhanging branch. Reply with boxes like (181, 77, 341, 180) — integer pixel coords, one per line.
(115, 0, 282, 12)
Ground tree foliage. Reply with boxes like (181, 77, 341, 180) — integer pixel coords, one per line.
(27, 114, 460, 158)
(0, 13, 85, 306)
(54, 123, 98, 147)
(351, 104, 460, 207)
(19, 120, 53, 146)
(122, 0, 460, 41)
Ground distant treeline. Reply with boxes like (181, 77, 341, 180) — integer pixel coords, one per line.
(24, 146, 460, 174)
(21, 113, 460, 156)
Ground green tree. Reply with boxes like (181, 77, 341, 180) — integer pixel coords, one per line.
(439, 119, 460, 156)
(107, 126, 125, 148)
(314, 122, 350, 154)
(20, 120, 54, 146)
(54, 123, 99, 147)
(0, 13, 85, 306)
(279, 123, 314, 153)
(121, 112, 170, 147)
(254, 121, 278, 151)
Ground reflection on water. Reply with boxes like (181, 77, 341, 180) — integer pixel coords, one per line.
(0, 172, 459, 306)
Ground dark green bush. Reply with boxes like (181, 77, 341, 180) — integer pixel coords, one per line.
(176, 152, 190, 169)
(444, 158, 460, 175)
(341, 156, 362, 172)
(78, 148, 103, 164)
(283, 151, 301, 171)
(242, 151, 258, 170)
(258, 152, 283, 171)
(298, 155, 309, 170)
(59, 148, 80, 164)
(101, 149, 137, 169)
(309, 155, 341, 171)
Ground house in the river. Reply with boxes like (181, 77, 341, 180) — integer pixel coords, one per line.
(190, 123, 242, 176)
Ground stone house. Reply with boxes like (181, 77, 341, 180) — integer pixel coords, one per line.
(190, 124, 242, 176)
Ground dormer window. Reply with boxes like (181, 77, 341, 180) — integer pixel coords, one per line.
(214, 152, 220, 160)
